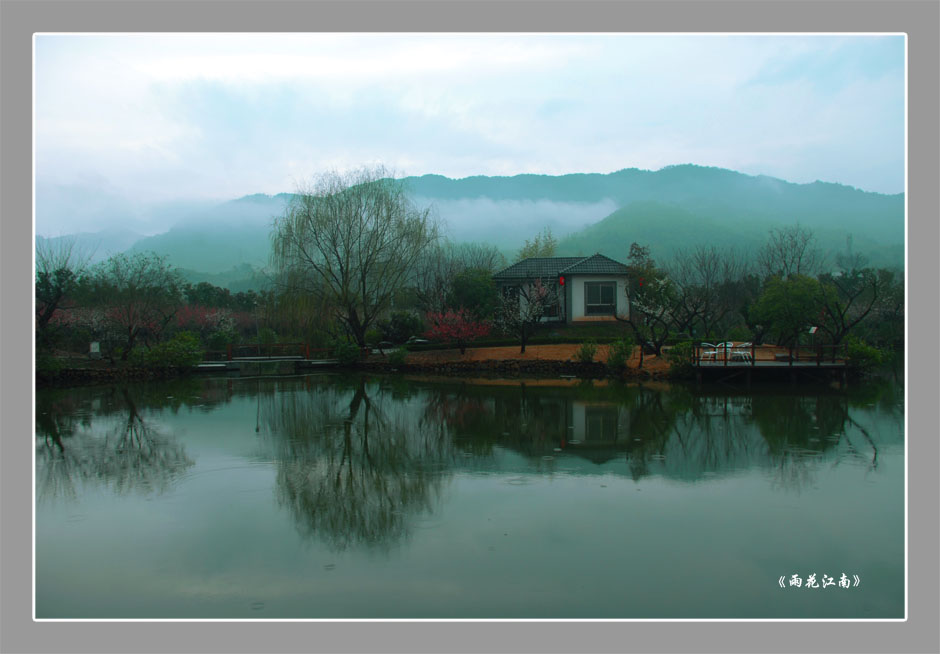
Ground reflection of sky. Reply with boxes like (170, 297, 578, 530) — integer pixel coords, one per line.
(36, 457, 903, 618)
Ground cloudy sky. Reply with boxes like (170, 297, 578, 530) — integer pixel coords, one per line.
(35, 33, 905, 234)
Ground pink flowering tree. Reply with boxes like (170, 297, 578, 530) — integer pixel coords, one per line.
(496, 278, 559, 353)
(423, 308, 490, 355)
(176, 305, 236, 341)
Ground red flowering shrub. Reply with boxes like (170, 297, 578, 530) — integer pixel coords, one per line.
(424, 308, 490, 354)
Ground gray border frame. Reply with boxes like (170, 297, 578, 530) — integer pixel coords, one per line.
(3, 2, 937, 653)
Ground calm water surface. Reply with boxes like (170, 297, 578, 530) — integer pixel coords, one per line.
(35, 372, 905, 619)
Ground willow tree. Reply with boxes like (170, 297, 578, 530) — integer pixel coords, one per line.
(271, 167, 438, 347)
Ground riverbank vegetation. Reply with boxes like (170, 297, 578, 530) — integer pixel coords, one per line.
(36, 170, 903, 384)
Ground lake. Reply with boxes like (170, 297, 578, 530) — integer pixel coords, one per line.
(35, 371, 905, 619)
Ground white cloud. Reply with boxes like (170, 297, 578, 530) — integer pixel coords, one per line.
(34, 33, 905, 233)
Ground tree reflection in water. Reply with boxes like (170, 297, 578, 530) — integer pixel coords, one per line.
(260, 378, 455, 552)
(410, 378, 898, 493)
(35, 387, 193, 502)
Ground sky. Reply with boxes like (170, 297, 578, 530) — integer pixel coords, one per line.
(34, 33, 905, 235)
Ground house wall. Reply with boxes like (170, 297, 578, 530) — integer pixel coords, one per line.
(499, 281, 566, 322)
(569, 275, 630, 322)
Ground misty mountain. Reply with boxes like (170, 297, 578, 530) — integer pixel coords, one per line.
(556, 201, 903, 270)
(403, 165, 903, 268)
(35, 181, 216, 238)
(127, 194, 291, 274)
(36, 229, 148, 265)
(407, 165, 903, 248)
(39, 165, 904, 281)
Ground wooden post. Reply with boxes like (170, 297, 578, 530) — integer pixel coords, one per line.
(227, 343, 232, 361)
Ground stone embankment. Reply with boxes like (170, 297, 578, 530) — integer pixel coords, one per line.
(36, 366, 193, 387)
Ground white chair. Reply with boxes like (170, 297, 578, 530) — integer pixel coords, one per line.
(700, 342, 718, 361)
(715, 342, 734, 361)
(732, 342, 752, 362)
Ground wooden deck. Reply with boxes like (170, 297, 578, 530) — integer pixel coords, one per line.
(692, 343, 846, 367)
(691, 342, 847, 383)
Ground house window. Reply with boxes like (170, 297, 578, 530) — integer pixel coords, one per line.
(584, 282, 616, 315)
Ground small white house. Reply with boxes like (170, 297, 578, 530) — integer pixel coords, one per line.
(493, 253, 631, 324)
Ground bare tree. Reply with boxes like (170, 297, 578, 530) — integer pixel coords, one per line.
(86, 252, 185, 359)
(756, 225, 824, 279)
(271, 166, 439, 347)
(817, 267, 884, 346)
(35, 237, 92, 338)
(413, 241, 505, 314)
(496, 278, 559, 353)
(616, 243, 675, 357)
(667, 245, 749, 337)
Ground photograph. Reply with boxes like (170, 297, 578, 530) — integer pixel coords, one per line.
(32, 32, 906, 622)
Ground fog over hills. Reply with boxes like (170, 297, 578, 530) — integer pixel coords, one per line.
(37, 165, 905, 286)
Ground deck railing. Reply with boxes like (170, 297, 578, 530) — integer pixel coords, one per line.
(692, 342, 847, 366)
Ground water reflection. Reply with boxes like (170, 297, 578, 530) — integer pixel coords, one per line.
(259, 377, 454, 551)
(409, 377, 902, 491)
(36, 386, 194, 502)
(36, 373, 902, 543)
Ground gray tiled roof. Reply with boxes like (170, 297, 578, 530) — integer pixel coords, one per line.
(493, 254, 629, 280)
(493, 257, 584, 280)
(559, 253, 631, 275)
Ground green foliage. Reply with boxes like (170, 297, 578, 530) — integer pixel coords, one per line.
(257, 327, 278, 345)
(447, 269, 499, 319)
(378, 312, 425, 344)
(387, 348, 408, 366)
(575, 340, 598, 363)
(606, 336, 635, 371)
(726, 326, 753, 342)
(365, 328, 383, 347)
(516, 227, 557, 261)
(129, 332, 203, 369)
(845, 337, 885, 372)
(205, 329, 237, 351)
(35, 349, 64, 377)
(333, 341, 362, 366)
(748, 275, 824, 345)
(665, 341, 695, 376)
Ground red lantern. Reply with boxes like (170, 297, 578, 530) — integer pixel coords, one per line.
(558, 275, 565, 286)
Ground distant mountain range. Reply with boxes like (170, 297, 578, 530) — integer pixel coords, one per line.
(37, 165, 905, 289)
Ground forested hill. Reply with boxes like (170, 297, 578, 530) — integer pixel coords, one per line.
(405, 165, 904, 269)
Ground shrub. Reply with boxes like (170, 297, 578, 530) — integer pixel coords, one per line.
(666, 340, 695, 377)
(726, 325, 753, 342)
(379, 311, 424, 344)
(205, 328, 237, 351)
(365, 328, 383, 347)
(575, 340, 598, 363)
(130, 331, 204, 369)
(387, 348, 408, 366)
(845, 337, 885, 372)
(606, 336, 635, 371)
(333, 341, 361, 366)
(36, 349, 64, 377)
